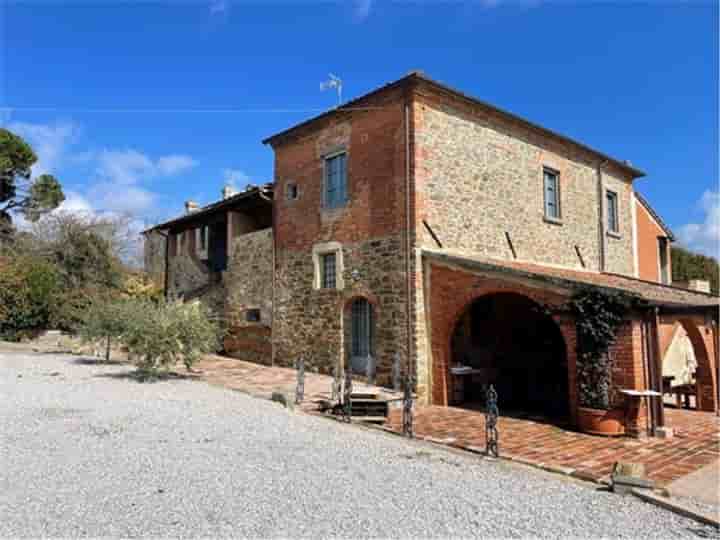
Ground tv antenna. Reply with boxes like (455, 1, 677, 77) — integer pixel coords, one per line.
(320, 73, 343, 107)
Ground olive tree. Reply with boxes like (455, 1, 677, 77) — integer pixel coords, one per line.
(123, 300, 220, 377)
(78, 298, 132, 362)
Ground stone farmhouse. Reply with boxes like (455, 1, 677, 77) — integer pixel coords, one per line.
(143, 71, 718, 437)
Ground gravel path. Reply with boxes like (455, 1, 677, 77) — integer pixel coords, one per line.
(0, 351, 716, 538)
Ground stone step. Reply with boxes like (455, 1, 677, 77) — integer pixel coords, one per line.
(354, 416, 388, 424)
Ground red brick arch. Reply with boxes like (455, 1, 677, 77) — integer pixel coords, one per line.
(427, 263, 579, 423)
(677, 318, 716, 412)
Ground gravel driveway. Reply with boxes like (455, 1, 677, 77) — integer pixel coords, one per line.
(0, 351, 715, 538)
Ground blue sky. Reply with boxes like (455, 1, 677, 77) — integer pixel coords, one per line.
(1, 1, 718, 256)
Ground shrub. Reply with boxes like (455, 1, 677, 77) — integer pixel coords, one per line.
(85, 299, 221, 378)
(0, 256, 59, 340)
(121, 272, 163, 302)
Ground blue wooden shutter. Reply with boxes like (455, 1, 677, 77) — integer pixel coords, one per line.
(544, 171, 558, 218)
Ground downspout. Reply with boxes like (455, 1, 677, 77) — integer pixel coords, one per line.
(404, 100, 413, 380)
(259, 187, 276, 367)
(597, 160, 608, 272)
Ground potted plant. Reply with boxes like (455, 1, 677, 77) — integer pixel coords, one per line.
(570, 288, 637, 436)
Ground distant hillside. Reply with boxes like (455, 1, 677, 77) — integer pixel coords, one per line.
(672, 246, 719, 295)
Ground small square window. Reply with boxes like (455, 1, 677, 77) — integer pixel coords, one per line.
(606, 190, 619, 233)
(246, 309, 261, 322)
(543, 169, 561, 220)
(286, 183, 299, 201)
(321, 252, 337, 289)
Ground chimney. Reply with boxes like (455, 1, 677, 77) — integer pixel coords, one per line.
(687, 279, 711, 293)
(185, 200, 199, 214)
(222, 185, 237, 199)
(673, 279, 711, 293)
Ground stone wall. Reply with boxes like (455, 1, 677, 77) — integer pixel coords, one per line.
(223, 228, 274, 364)
(274, 235, 408, 384)
(413, 95, 635, 275)
(166, 229, 211, 300)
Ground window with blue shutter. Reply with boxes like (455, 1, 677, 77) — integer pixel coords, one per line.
(543, 169, 560, 220)
(324, 152, 347, 209)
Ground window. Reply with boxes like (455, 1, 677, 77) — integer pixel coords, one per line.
(324, 152, 347, 209)
(321, 252, 337, 289)
(543, 169, 561, 220)
(245, 309, 261, 322)
(286, 182, 299, 201)
(175, 232, 183, 256)
(606, 190, 619, 233)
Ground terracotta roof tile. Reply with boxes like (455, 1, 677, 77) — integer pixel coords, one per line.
(423, 248, 719, 308)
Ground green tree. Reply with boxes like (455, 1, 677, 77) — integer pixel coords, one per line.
(78, 298, 132, 362)
(671, 246, 719, 295)
(0, 128, 65, 235)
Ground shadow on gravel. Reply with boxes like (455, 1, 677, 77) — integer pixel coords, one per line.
(72, 356, 125, 366)
(94, 370, 198, 383)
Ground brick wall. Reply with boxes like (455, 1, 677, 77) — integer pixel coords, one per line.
(635, 197, 670, 282)
(271, 88, 411, 381)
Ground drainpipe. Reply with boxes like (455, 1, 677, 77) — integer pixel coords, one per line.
(404, 100, 414, 381)
(597, 160, 608, 272)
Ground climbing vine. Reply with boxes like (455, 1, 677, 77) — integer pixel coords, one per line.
(568, 288, 641, 410)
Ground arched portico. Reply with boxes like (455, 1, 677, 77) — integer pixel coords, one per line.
(446, 292, 571, 418)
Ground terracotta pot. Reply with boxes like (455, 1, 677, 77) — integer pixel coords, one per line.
(577, 406, 625, 436)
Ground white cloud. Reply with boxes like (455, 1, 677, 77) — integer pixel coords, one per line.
(222, 168, 250, 188)
(157, 154, 198, 176)
(677, 190, 720, 259)
(96, 149, 154, 185)
(95, 149, 197, 185)
(6, 121, 79, 177)
(209, 0, 228, 16)
(89, 182, 156, 214)
(353, 0, 373, 22)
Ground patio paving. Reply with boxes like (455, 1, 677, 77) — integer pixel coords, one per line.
(385, 404, 720, 486)
(192, 355, 401, 410)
